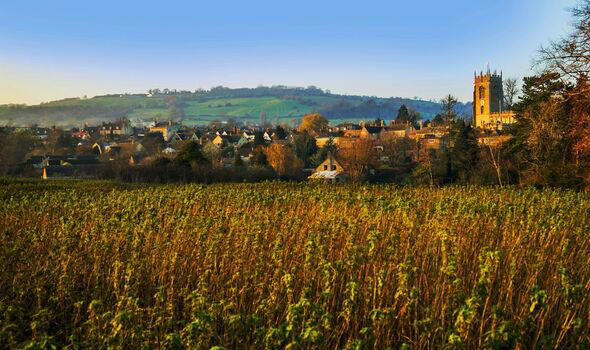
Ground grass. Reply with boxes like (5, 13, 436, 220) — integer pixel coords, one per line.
(181, 97, 369, 126)
(0, 94, 391, 127)
(0, 95, 168, 127)
(0, 95, 328, 127)
(184, 97, 315, 118)
(1, 179, 589, 348)
(39, 95, 166, 108)
(126, 107, 169, 121)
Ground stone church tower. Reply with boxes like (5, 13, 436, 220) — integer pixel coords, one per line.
(473, 68, 515, 130)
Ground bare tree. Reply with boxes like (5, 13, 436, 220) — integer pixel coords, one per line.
(485, 144, 503, 186)
(415, 144, 437, 187)
(503, 78, 519, 110)
(381, 137, 416, 169)
(338, 139, 379, 182)
(538, 1, 590, 80)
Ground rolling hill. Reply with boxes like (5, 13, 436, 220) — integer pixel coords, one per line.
(0, 86, 473, 127)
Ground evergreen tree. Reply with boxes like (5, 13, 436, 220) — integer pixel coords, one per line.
(431, 114, 445, 126)
(309, 138, 338, 167)
(396, 105, 410, 123)
(292, 132, 318, 167)
(440, 95, 458, 125)
(273, 125, 287, 140)
(174, 142, 208, 167)
(440, 95, 459, 183)
(395, 104, 420, 127)
(504, 72, 582, 187)
(254, 131, 266, 146)
(450, 120, 479, 183)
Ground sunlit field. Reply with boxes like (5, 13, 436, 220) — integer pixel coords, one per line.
(1, 179, 589, 348)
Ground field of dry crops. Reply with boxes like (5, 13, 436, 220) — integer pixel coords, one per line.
(1, 178, 589, 349)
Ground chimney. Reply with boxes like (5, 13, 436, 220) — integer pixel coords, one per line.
(329, 153, 334, 171)
(419, 120, 423, 130)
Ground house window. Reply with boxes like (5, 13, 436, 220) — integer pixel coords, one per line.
(331, 165, 336, 171)
(324, 165, 328, 170)
(479, 86, 485, 99)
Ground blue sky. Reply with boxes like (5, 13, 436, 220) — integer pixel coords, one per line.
(0, 0, 578, 104)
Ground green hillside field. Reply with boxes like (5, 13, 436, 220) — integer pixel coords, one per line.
(0, 88, 471, 127)
(0, 95, 362, 127)
(181, 96, 368, 126)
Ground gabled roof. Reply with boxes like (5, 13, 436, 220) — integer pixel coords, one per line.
(313, 152, 346, 174)
(237, 136, 252, 146)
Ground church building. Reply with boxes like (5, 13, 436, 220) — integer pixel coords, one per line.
(473, 69, 515, 130)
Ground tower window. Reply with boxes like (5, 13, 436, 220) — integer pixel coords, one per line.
(481, 106, 484, 114)
(479, 86, 485, 99)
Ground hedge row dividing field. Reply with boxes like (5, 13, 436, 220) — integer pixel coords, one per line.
(1, 179, 589, 348)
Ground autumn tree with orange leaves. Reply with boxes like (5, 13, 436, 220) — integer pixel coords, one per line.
(338, 139, 379, 182)
(298, 114, 329, 135)
(567, 76, 590, 187)
(569, 77, 590, 161)
(264, 144, 303, 178)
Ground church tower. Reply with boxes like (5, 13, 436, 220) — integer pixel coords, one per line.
(473, 68, 510, 129)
